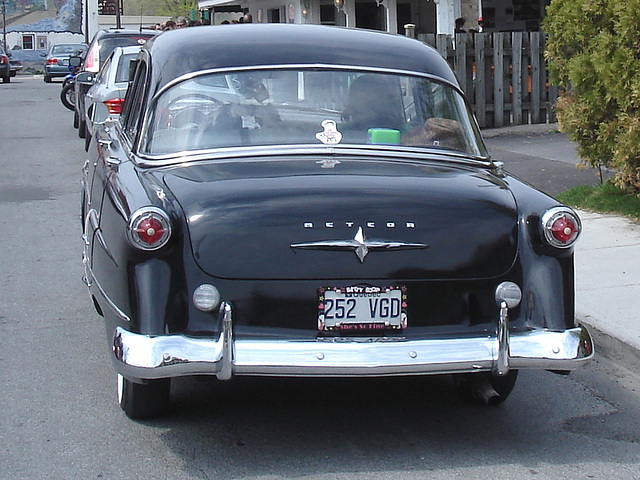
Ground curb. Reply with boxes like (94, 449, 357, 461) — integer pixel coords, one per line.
(579, 315, 640, 372)
(481, 122, 560, 138)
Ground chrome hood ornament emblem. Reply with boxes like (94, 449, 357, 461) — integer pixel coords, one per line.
(291, 226, 428, 263)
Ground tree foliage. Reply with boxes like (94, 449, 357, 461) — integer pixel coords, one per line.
(544, 0, 640, 194)
(124, 0, 195, 18)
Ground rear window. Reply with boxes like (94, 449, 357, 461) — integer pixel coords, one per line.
(142, 68, 487, 159)
(52, 44, 86, 55)
(115, 53, 138, 83)
(98, 36, 152, 69)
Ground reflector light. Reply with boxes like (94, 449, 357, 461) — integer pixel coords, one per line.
(495, 281, 522, 308)
(193, 284, 221, 312)
(127, 207, 171, 250)
(104, 98, 125, 115)
(541, 207, 581, 248)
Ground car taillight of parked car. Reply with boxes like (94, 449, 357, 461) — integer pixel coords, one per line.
(85, 48, 98, 72)
(541, 207, 581, 248)
(47, 58, 59, 65)
(127, 208, 172, 251)
(104, 98, 125, 115)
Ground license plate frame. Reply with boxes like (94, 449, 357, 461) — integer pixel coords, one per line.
(318, 285, 407, 332)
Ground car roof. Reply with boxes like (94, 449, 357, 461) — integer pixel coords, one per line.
(143, 24, 459, 93)
(112, 45, 144, 56)
(50, 43, 87, 51)
(89, 28, 157, 49)
(96, 28, 158, 38)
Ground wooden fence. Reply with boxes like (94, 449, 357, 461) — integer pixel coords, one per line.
(417, 32, 558, 128)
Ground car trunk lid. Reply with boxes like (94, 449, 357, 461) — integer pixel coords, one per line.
(162, 156, 518, 281)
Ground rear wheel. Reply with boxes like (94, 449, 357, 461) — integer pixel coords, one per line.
(60, 83, 75, 110)
(78, 117, 86, 138)
(84, 128, 92, 151)
(44, 74, 52, 83)
(117, 374, 171, 419)
(2, 75, 10, 83)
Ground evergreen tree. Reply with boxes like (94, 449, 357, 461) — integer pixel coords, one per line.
(544, 0, 640, 194)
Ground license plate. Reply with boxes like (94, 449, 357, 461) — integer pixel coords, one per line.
(318, 286, 407, 331)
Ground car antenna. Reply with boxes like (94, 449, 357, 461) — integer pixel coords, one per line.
(139, 6, 143, 32)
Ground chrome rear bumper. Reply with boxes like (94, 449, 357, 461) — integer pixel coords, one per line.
(112, 303, 594, 380)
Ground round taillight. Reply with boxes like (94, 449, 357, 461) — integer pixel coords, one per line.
(127, 207, 171, 251)
(541, 207, 581, 248)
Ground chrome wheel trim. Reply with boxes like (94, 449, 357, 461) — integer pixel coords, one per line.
(117, 374, 124, 405)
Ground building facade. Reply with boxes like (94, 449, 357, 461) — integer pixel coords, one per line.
(198, 0, 479, 35)
(1, 0, 549, 69)
(198, 0, 549, 35)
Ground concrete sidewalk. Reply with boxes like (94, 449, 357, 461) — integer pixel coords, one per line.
(483, 123, 640, 368)
(575, 210, 640, 369)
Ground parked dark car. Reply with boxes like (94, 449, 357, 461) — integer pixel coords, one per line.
(82, 24, 594, 419)
(41, 43, 88, 82)
(74, 28, 157, 139)
(10, 58, 23, 77)
(0, 46, 10, 83)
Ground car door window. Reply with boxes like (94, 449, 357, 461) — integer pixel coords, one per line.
(121, 60, 147, 144)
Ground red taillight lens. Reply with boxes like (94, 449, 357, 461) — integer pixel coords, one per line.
(136, 217, 165, 244)
(541, 207, 581, 248)
(104, 98, 125, 115)
(0, 55, 8, 65)
(85, 47, 98, 72)
(127, 208, 171, 251)
(47, 58, 59, 65)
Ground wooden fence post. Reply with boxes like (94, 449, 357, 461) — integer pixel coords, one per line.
(474, 33, 487, 127)
(530, 32, 542, 124)
(418, 31, 556, 127)
(511, 32, 523, 125)
(493, 32, 506, 127)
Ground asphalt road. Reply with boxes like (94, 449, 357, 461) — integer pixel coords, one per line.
(484, 125, 613, 197)
(1, 76, 640, 480)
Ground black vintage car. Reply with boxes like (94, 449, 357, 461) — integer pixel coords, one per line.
(82, 24, 593, 419)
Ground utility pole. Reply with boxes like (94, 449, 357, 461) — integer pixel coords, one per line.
(84, 0, 89, 43)
(116, 0, 121, 28)
(2, 0, 7, 52)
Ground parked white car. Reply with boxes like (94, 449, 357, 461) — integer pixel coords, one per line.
(76, 45, 141, 150)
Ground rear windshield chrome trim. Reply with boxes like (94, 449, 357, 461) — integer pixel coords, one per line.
(152, 63, 465, 102)
(133, 144, 492, 169)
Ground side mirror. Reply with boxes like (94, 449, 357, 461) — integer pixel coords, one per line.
(69, 56, 82, 67)
(40, 52, 47, 57)
(76, 71, 95, 85)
